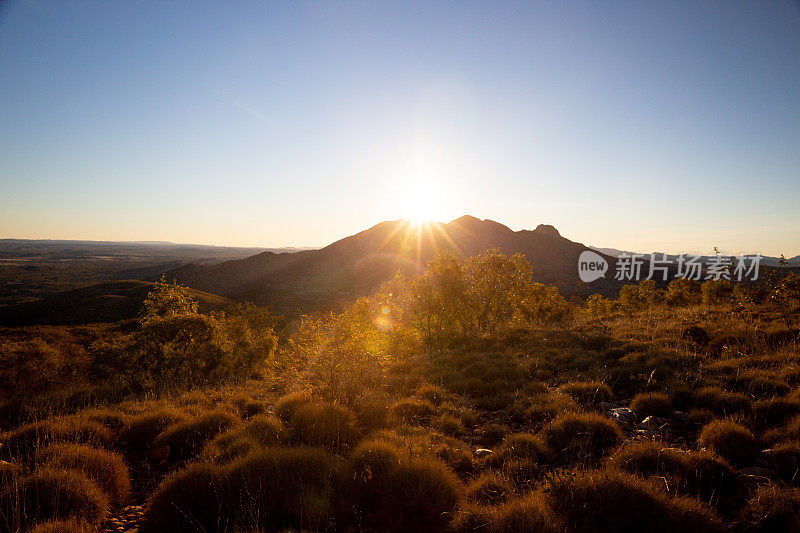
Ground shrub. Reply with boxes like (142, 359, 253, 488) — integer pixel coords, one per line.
(0, 418, 114, 462)
(764, 441, 800, 486)
(609, 440, 744, 513)
(289, 403, 356, 449)
(544, 413, 622, 465)
(350, 438, 463, 532)
(466, 471, 514, 504)
(486, 494, 563, 533)
(0, 460, 21, 485)
(27, 520, 93, 533)
(0, 469, 109, 530)
(353, 397, 388, 431)
(630, 392, 673, 418)
(433, 415, 464, 436)
(751, 397, 800, 427)
(520, 391, 579, 430)
(693, 387, 751, 416)
(739, 484, 800, 533)
(389, 398, 437, 424)
(558, 381, 614, 407)
(153, 410, 238, 461)
(416, 384, 449, 406)
(145, 447, 342, 532)
(481, 423, 507, 445)
(729, 370, 791, 398)
(142, 462, 221, 532)
(37, 443, 131, 507)
(546, 470, 724, 533)
(486, 433, 550, 488)
(119, 409, 186, 450)
(453, 494, 563, 533)
(274, 391, 314, 423)
(698, 419, 759, 467)
(203, 414, 285, 463)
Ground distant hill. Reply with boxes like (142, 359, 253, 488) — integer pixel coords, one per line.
(0, 280, 231, 327)
(0, 239, 311, 305)
(164, 216, 623, 313)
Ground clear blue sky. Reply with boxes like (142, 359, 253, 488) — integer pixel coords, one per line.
(1, 1, 798, 256)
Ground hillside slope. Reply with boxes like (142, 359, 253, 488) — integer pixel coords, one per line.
(0, 280, 231, 326)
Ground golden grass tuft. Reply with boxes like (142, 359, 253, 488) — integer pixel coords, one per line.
(0, 469, 109, 530)
(36, 443, 131, 508)
(546, 470, 724, 533)
(544, 412, 622, 465)
(698, 419, 759, 467)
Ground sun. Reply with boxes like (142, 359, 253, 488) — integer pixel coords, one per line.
(398, 180, 444, 226)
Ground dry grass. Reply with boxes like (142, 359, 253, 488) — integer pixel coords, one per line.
(558, 381, 614, 407)
(544, 412, 622, 465)
(152, 410, 239, 461)
(36, 443, 131, 507)
(629, 392, 673, 418)
(546, 470, 724, 533)
(0, 469, 109, 531)
(698, 419, 759, 467)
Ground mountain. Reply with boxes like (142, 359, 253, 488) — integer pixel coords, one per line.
(164, 216, 621, 313)
(0, 280, 231, 327)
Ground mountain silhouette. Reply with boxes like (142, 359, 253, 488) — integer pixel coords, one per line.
(164, 216, 621, 313)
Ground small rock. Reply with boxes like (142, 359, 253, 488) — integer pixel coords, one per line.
(474, 448, 493, 458)
(598, 402, 618, 411)
(635, 429, 656, 439)
(640, 416, 671, 431)
(607, 407, 637, 425)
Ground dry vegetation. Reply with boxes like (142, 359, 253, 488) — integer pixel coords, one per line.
(1, 250, 800, 532)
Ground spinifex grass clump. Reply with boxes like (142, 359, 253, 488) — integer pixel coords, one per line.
(36, 443, 131, 508)
(544, 412, 622, 466)
(609, 440, 745, 513)
(0, 469, 109, 531)
(698, 419, 759, 467)
(546, 470, 725, 533)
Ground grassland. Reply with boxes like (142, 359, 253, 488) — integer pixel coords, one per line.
(1, 250, 799, 532)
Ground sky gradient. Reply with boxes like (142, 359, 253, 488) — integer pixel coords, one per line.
(1, 1, 799, 256)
